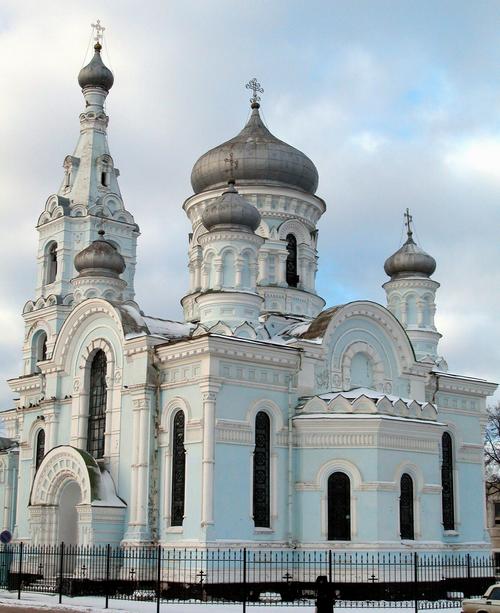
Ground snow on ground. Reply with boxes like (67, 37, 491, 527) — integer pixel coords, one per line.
(0, 590, 463, 612)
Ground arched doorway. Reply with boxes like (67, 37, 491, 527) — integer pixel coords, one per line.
(327, 472, 351, 541)
(58, 481, 81, 545)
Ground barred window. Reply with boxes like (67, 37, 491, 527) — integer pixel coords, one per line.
(87, 350, 107, 459)
(286, 234, 299, 288)
(327, 472, 351, 541)
(253, 411, 270, 528)
(35, 429, 45, 470)
(441, 432, 455, 530)
(171, 411, 186, 526)
(400, 473, 414, 540)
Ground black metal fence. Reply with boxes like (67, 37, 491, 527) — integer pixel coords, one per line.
(0, 544, 496, 609)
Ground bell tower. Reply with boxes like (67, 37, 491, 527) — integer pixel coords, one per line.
(21, 22, 139, 377)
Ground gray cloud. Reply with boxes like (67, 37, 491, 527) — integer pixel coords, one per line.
(0, 0, 498, 405)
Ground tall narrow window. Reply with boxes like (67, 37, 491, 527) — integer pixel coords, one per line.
(286, 234, 299, 287)
(400, 473, 415, 539)
(35, 429, 45, 470)
(46, 242, 58, 285)
(441, 432, 455, 530)
(327, 472, 351, 540)
(253, 411, 270, 527)
(87, 350, 107, 459)
(171, 411, 186, 526)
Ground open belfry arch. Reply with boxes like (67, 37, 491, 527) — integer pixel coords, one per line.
(0, 22, 496, 556)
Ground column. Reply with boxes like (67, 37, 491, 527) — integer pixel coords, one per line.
(277, 253, 288, 287)
(235, 258, 243, 289)
(214, 257, 223, 289)
(257, 252, 267, 284)
(124, 394, 153, 543)
(200, 387, 219, 528)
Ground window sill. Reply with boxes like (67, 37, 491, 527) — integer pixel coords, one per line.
(254, 527, 274, 534)
(166, 526, 184, 534)
(443, 530, 459, 536)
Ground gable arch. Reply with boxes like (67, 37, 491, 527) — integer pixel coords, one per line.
(277, 219, 310, 245)
(323, 301, 417, 387)
(51, 298, 124, 372)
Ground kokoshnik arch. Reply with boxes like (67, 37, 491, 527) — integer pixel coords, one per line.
(0, 25, 496, 551)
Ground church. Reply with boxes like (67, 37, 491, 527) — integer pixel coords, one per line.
(0, 30, 497, 552)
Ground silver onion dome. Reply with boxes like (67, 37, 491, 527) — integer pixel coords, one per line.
(384, 232, 436, 279)
(191, 102, 319, 195)
(78, 43, 114, 91)
(74, 231, 125, 278)
(202, 181, 261, 232)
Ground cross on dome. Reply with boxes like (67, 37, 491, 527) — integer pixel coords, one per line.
(404, 208, 413, 239)
(246, 78, 264, 108)
(91, 19, 105, 46)
(224, 151, 239, 180)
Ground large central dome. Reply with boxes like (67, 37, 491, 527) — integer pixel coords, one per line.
(191, 102, 319, 195)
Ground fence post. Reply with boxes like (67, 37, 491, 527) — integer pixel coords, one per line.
(156, 544, 161, 613)
(105, 544, 111, 609)
(242, 547, 247, 613)
(467, 553, 471, 580)
(414, 551, 418, 613)
(58, 542, 65, 604)
(17, 542, 23, 600)
(328, 550, 332, 583)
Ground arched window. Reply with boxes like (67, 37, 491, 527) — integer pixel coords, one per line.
(327, 472, 350, 540)
(171, 411, 186, 526)
(35, 429, 45, 470)
(400, 473, 414, 539)
(46, 242, 58, 285)
(222, 251, 235, 288)
(241, 252, 252, 289)
(441, 432, 455, 530)
(87, 350, 107, 459)
(32, 330, 48, 373)
(253, 411, 271, 528)
(406, 294, 417, 325)
(286, 234, 299, 287)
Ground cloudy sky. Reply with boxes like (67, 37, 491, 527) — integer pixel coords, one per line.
(0, 0, 499, 407)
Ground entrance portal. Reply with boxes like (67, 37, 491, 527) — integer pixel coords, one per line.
(58, 481, 81, 546)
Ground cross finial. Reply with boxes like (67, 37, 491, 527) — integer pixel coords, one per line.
(224, 151, 239, 181)
(404, 208, 413, 240)
(91, 19, 105, 47)
(246, 78, 264, 108)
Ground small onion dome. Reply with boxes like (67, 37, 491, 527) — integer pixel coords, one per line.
(78, 42, 114, 91)
(191, 103, 319, 195)
(384, 234, 436, 279)
(202, 181, 261, 232)
(74, 231, 125, 278)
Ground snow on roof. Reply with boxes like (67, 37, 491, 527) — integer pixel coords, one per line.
(118, 305, 193, 341)
(318, 387, 426, 407)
